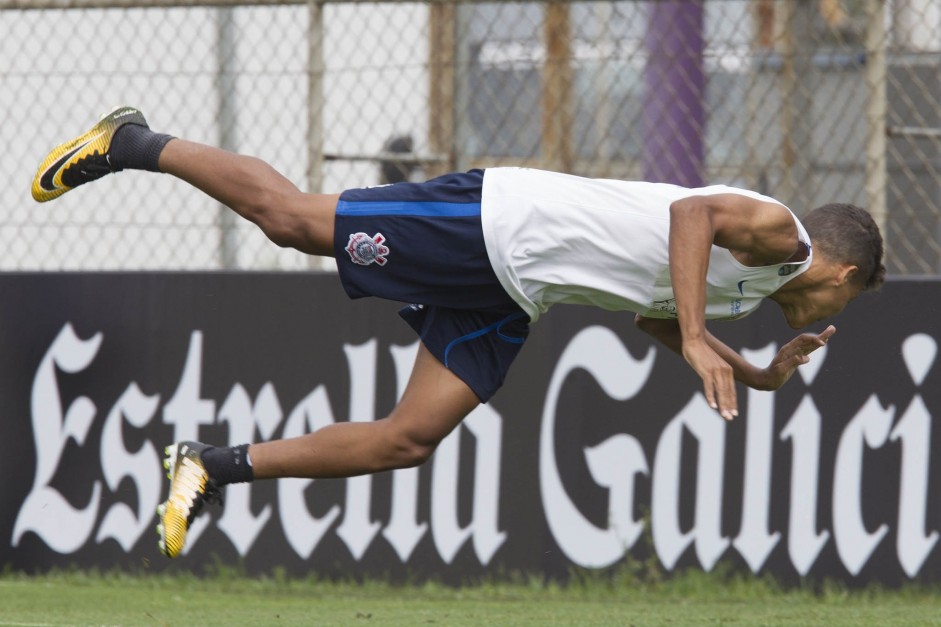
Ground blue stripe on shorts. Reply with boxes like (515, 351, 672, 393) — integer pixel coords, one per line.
(336, 200, 481, 218)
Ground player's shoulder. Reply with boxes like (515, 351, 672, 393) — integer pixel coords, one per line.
(692, 184, 788, 209)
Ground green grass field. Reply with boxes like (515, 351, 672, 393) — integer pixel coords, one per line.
(2, 568, 940, 627)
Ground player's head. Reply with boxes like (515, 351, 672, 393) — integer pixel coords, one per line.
(773, 203, 885, 329)
(804, 203, 885, 292)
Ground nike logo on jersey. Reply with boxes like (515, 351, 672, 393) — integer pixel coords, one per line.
(737, 279, 747, 295)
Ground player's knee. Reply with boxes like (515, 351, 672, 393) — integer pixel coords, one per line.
(252, 198, 304, 249)
(261, 220, 298, 249)
(388, 436, 437, 469)
(246, 194, 283, 239)
(383, 423, 440, 469)
(253, 192, 332, 255)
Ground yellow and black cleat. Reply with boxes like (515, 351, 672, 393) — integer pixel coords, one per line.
(156, 441, 221, 559)
(31, 106, 147, 203)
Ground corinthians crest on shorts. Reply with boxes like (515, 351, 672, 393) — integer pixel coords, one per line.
(345, 232, 390, 266)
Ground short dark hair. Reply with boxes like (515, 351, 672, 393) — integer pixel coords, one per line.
(803, 203, 885, 291)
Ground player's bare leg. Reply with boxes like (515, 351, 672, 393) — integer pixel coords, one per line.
(248, 343, 480, 479)
(157, 138, 339, 257)
(31, 106, 337, 258)
(158, 343, 479, 557)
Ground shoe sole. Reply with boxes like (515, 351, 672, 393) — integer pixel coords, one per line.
(156, 442, 210, 559)
(31, 106, 146, 203)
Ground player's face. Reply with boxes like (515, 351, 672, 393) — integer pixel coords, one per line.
(782, 281, 862, 329)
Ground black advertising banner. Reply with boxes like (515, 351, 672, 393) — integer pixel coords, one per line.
(1, 273, 940, 586)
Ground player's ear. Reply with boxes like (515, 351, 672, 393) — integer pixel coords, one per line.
(837, 264, 858, 286)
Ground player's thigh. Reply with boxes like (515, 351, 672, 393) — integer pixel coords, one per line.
(386, 342, 480, 450)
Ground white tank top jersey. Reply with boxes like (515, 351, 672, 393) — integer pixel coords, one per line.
(479, 167, 812, 324)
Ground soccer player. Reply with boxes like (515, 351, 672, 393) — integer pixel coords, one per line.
(32, 107, 885, 558)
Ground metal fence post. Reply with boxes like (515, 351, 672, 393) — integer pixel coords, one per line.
(778, 0, 816, 213)
(307, 0, 330, 269)
(542, 2, 573, 173)
(865, 0, 888, 246)
(429, 3, 456, 177)
(217, 7, 240, 269)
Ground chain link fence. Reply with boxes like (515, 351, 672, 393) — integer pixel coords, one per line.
(2, 0, 940, 273)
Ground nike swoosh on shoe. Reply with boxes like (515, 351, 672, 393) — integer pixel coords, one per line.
(38, 133, 104, 193)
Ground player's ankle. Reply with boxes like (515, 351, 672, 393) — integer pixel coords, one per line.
(109, 124, 174, 172)
(199, 443, 254, 486)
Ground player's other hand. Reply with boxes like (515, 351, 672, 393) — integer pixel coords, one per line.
(760, 325, 836, 391)
(683, 338, 738, 421)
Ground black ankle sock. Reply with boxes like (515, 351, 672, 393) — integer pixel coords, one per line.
(108, 123, 174, 172)
(200, 444, 254, 486)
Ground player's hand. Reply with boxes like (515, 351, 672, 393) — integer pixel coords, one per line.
(761, 325, 836, 391)
(683, 338, 738, 420)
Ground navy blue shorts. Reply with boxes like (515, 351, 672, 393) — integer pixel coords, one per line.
(333, 170, 530, 402)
